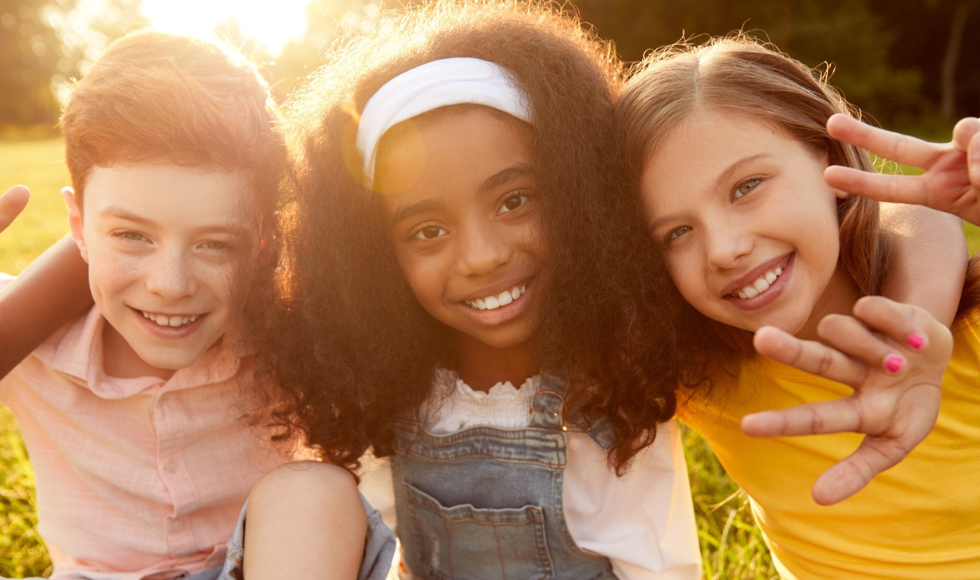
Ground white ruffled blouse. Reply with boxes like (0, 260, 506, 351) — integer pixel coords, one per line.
(359, 370, 702, 580)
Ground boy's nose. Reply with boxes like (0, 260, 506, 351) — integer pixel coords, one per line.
(145, 250, 197, 299)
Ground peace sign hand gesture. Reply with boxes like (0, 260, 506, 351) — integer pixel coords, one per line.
(825, 114, 980, 225)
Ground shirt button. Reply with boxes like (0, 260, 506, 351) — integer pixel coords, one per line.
(164, 461, 177, 473)
(171, 519, 184, 532)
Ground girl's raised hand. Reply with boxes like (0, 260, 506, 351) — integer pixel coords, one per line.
(824, 114, 980, 225)
(741, 296, 953, 506)
(0, 185, 30, 233)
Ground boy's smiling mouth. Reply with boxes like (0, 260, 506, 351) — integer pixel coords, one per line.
(138, 309, 203, 328)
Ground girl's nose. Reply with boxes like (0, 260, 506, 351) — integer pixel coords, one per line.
(704, 224, 753, 271)
(454, 222, 512, 277)
(145, 249, 198, 299)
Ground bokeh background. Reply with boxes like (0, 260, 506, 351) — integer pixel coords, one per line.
(1, 0, 978, 577)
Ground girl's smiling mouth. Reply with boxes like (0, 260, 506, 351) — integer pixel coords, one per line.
(464, 284, 526, 310)
(723, 254, 793, 311)
(458, 280, 533, 325)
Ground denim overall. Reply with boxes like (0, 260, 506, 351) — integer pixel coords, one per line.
(391, 375, 619, 580)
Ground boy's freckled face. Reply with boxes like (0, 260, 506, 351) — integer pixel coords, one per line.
(374, 107, 545, 350)
(640, 108, 842, 337)
(73, 164, 252, 378)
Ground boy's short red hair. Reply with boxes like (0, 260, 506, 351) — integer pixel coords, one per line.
(61, 31, 284, 213)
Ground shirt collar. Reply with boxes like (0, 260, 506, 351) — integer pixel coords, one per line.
(35, 306, 242, 399)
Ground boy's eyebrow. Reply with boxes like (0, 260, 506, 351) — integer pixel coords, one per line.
(98, 206, 249, 236)
(98, 206, 155, 225)
(714, 153, 774, 189)
(478, 164, 534, 194)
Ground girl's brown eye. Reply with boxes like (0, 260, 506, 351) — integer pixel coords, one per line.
(499, 192, 529, 214)
(734, 178, 762, 199)
(413, 225, 447, 240)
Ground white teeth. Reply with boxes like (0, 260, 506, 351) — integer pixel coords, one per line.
(731, 265, 784, 300)
(465, 285, 527, 311)
(141, 311, 200, 327)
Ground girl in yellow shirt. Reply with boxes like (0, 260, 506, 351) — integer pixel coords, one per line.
(617, 36, 980, 579)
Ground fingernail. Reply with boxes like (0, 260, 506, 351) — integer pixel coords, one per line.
(907, 333, 924, 349)
(885, 355, 904, 373)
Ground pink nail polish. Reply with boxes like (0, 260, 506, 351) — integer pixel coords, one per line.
(885, 355, 904, 373)
(907, 333, 924, 349)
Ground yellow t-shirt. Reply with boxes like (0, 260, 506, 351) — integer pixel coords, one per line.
(680, 314, 980, 579)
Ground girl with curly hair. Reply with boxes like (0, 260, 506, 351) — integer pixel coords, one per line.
(618, 35, 980, 579)
(246, 1, 701, 577)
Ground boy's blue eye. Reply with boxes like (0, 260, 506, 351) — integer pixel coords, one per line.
(734, 178, 762, 199)
(666, 225, 692, 243)
(413, 225, 447, 240)
(119, 231, 146, 242)
(498, 192, 529, 214)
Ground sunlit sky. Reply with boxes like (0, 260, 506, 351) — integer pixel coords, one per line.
(140, 0, 311, 55)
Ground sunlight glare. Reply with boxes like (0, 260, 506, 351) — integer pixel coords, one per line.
(140, 0, 310, 55)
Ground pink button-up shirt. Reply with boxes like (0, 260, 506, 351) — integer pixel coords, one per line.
(0, 298, 291, 580)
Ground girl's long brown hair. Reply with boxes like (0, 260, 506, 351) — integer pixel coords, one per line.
(248, 0, 684, 473)
(617, 36, 890, 385)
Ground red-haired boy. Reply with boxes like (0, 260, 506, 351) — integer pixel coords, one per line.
(0, 31, 392, 580)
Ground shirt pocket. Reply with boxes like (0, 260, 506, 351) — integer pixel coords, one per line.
(401, 481, 555, 580)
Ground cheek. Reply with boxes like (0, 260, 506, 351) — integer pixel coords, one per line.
(197, 262, 242, 305)
(665, 252, 702, 303)
(394, 250, 443, 307)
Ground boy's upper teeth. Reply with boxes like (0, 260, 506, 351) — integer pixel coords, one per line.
(733, 267, 783, 299)
(466, 285, 526, 311)
(142, 311, 200, 327)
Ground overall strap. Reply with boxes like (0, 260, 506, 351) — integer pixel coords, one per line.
(529, 374, 567, 431)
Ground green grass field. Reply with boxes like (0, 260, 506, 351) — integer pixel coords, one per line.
(0, 137, 976, 578)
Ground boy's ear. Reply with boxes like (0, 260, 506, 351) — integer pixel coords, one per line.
(63, 187, 89, 262)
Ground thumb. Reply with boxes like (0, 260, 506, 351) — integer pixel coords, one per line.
(0, 185, 30, 232)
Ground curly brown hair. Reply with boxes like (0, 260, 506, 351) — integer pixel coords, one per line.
(248, 0, 685, 474)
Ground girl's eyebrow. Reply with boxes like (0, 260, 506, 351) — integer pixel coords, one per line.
(714, 153, 773, 189)
(478, 163, 534, 193)
(647, 153, 775, 234)
(390, 198, 447, 225)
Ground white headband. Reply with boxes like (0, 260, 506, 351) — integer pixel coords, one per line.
(355, 57, 533, 186)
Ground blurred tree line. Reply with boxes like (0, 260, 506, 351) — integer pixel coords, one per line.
(1, 0, 977, 129)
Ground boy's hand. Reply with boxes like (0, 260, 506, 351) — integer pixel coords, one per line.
(824, 114, 980, 225)
(0, 185, 30, 232)
(741, 296, 953, 506)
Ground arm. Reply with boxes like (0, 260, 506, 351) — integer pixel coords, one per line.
(878, 202, 966, 327)
(0, 186, 92, 379)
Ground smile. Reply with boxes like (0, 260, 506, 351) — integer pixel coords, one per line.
(141, 310, 201, 328)
(464, 285, 526, 311)
(729, 266, 784, 300)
